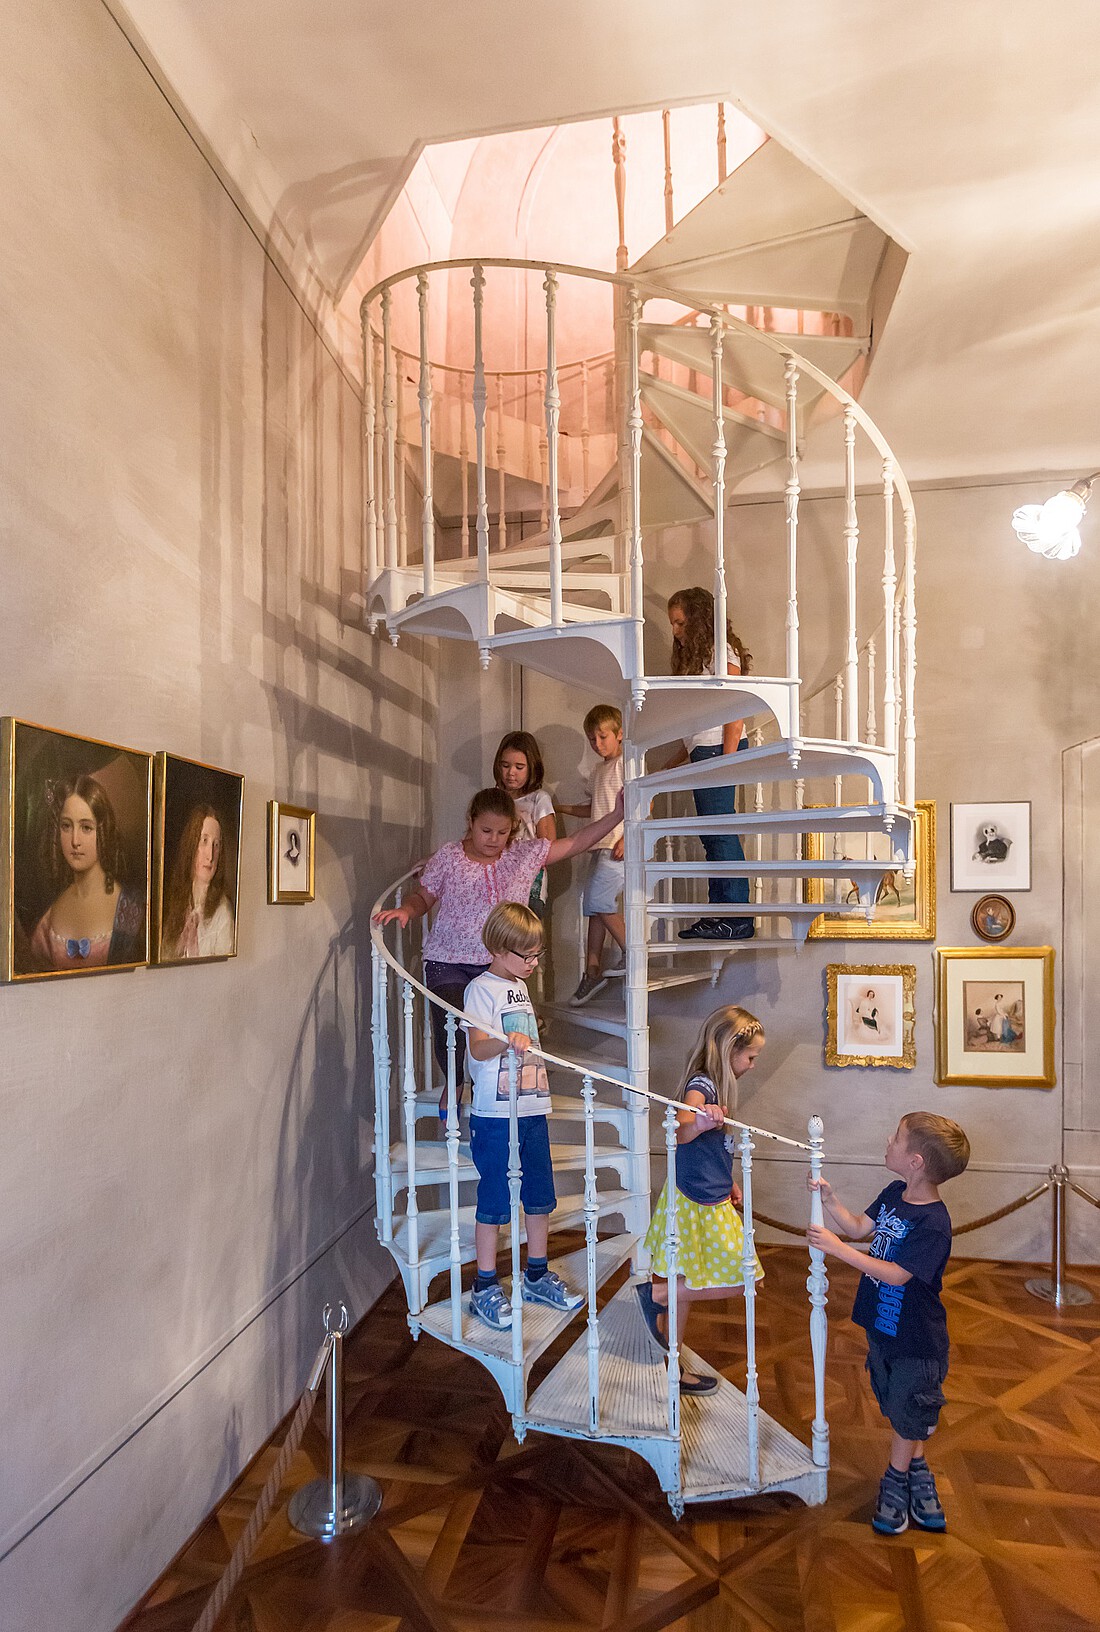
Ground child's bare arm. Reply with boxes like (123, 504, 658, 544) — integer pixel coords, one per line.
(808, 1175, 874, 1239)
(558, 799, 592, 819)
(675, 1087, 724, 1145)
(806, 1226, 913, 1286)
(467, 1026, 532, 1062)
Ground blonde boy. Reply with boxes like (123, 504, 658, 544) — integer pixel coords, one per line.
(559, 703, 625, 1006)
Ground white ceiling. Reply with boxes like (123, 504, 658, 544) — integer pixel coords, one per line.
(110, 0, 1100, 484)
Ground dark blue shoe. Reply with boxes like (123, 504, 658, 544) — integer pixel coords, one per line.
(908, 1461, 946, 1531)
(635, 1281, 668, 1351)
(678, 917, 755, 941)
(872, 1470, 910, 1536)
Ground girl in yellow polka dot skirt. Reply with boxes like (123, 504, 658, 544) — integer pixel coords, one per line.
(638, 1006, 766, 1394)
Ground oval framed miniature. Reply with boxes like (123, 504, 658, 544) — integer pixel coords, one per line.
(971, 893, 1015, 943)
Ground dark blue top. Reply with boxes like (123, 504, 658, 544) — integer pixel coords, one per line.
(851, 1180, 953, 1362)
(674, 1075, 733, 1205)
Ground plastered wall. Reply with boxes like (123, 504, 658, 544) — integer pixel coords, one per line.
(0, 2, 431, 1626)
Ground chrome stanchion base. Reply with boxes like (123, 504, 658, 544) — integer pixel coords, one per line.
(1024, 1276, 1093, 1308)
(288, 1474, 382, 1541)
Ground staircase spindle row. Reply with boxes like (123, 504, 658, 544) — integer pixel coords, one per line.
(739, 1127, 761, 1487)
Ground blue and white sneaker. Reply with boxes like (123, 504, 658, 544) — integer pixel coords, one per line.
(872, 1469, 910, 1535)
(908, 1460, 947, 1531)
(522, 1269, 585, 1310)
(469, 1281, 513, 1330)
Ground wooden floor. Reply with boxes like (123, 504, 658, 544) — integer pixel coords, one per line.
(122, 1247, 1100, 1632)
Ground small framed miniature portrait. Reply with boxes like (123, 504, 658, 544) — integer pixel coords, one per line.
(935, 945, 1055, 1088)
(1, 718, 151, 981)
(825, 963, 916, 1069)
(950, 801, 1031, 891)
(152, 753, 244, 964)
(970, 893, 1015, 944)
(268, 801, 315, 903)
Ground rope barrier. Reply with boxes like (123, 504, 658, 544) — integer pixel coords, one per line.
(753, 1178, 1053, 1240)
(1069, 1180, 1100, 1211)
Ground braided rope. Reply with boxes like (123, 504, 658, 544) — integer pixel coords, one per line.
(190, 1382, 319, 1632)
(753, 1179, 1052, 1241)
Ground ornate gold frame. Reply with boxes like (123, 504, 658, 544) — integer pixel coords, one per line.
(151, 751, 245, 965)
(1, 717, 152, 982)
(268, 800, 316, 904)
(826, 961, 917, 1068)
(935, 945, 1056, 1088)
(805, 801, 936, 941)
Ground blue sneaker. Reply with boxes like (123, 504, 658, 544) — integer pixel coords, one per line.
(872, 1470, 910, 1535)
(469, 1281, 513, 1330)
(908, 1460, 947, 1531)
(522, 1268, 584, 1310)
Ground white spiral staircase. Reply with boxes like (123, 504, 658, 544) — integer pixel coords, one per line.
(363, 133, 917, 1515)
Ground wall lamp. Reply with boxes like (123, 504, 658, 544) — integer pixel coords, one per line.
(1011, 474, 1099, 560)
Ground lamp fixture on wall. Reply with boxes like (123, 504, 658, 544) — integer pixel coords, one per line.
(1011, 474, 1099, 560)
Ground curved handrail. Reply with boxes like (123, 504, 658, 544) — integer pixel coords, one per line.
(370, 864, 813, 1153)
(361, 255, 915, 518)
(390, 342, 615, 383)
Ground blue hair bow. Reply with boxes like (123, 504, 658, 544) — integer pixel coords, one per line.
(66, 938, 91, 959)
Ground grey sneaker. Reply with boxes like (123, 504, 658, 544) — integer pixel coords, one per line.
(469, 1281, 513, 1331)
(569, 972, 609, 1006)
(908, 1461, 946, 1531)
(523, 1268, 585, 1310)
(872, 1470, 910, 1535)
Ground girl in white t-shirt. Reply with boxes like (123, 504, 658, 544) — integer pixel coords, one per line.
(493, 731, 556, 918)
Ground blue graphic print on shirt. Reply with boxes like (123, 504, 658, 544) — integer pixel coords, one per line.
(851, 1181, 953, 1361)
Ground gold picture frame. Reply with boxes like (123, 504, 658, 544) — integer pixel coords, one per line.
(151, 752, 244, 964)
(935, 945, 1055, 1088)
(826, 962, 916, 1069)
(1, 717, 152, 981)
(805, 800, 935, 940)
(268, 801, 316, 903)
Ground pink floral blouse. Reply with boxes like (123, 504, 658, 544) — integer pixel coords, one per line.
(419, 838, 551, 964)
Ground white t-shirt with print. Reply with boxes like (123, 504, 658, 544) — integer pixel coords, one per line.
(687, 645, 751, 753)
(462, 971, 550, 1119)
(514, 789, 555, 905)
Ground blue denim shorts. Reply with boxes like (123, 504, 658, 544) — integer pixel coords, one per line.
(582, 850, 624, 916)
(866, 1343, 948, 1440)
(469, 1113, 556, 1225)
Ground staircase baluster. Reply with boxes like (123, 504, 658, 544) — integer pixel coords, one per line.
(582, 1074, 600, 1434)
(795, 705, 806, 813)
(416, 273, 435, 597)
(627, 289, 645, 678)
(396, 363, 409, 567)
(833, 675, 844, 812)
(902, 509, 917, 808)
(784, 359, 801, 695)
(544, 272, 563, 626)
(496, 373, 507, 555)
(893, 594, 903, 760)
(373, 336, 385, 585)
(807, 1115, 831, 1469)
(538, 367, 549, 534)
(662, 109, 674, 234)
(843, 405, 859, 741)
(362, 300, 377, 588)
(738, 1127, 761, 1487)
(402, 981, 421, 1311)
(881, 458, 898, 766)
(506, 1048, 524, 1370)
(382, 288, 398, 572)
(753, 728, 764, 905)
(623, 740, 652, 1247)
(663, 1104, 682, 1444)
(710, 315, 729, 675)
(472, 265, 490, 585)
(371, 947, 393, 1244)
(717, 101, 727, 184)
(866, 637, 877, 746)
(459, 370, 470, 558)
(444, 1011, 462, 1341)
(612, 117, 628, 271)
(580, 359, 591, 496)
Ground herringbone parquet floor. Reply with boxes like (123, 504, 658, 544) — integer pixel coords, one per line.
(122, 1246, 1100, 1632)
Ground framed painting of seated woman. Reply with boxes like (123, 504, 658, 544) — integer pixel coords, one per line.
(1, 719, 152, 981)
(152, 753, 244, 965)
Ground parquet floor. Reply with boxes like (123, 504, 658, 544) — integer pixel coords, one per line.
(122, 1247, 1100, 1632)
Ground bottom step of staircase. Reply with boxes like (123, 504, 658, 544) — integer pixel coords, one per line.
(522, 1279, 826, 1510)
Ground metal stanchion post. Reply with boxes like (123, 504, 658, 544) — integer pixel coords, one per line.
(289, 1303, 383, 1540)
(1025, 1166, 1094, 1308)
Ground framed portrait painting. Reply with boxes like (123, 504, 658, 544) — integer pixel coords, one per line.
(826, 963, 916, 1069)
(152, 753, 244, 965)
(268, 801, 315, 903)
(935, 945, 1055, 1088)
(950, 801, 1031, 891)
(1, 718, 151, 981)
(806, 801, 935, 941)
(970, 893, 1015, 943)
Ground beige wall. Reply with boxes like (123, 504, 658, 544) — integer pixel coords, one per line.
(0, 2, 432, 1626)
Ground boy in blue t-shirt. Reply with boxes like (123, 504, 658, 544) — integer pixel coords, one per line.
(809, 1111, 971, 1536)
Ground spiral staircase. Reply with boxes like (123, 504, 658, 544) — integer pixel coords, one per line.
(364, 131, 917, 1515)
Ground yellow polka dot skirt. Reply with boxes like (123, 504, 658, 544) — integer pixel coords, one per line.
(643, 1182, 764, 1291)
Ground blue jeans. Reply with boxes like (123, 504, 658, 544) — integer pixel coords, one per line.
(469, 1113, 556, 1225)
(690, 743, 750, 908)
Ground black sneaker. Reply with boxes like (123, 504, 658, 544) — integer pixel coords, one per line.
(678, 917, 755, 942)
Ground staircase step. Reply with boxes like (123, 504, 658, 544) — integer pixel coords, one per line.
(646, 858, 893, 881)
(639, 322, 867, 419)
(540, 1004, 629, 1041)
(646, 938, 793, 960)
(389, 1137, 632, 1189)
(411, 1087, 628, 1129)
(523, 1278, 824, 1504)
(638, 737, 896, 802)
(386, 1187, 645, 1273)
(646, 901, 871, 920)
(640, 372, 786, 486)
(628, 677, 800, 752)
(643, 805, 912, 845)
(417, 1234, 636, 1376)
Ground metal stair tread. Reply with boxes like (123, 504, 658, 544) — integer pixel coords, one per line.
(389, 1139, 630, 1179)
(387, 1187, 644, 1268)
(645, 858, 897, 879)
(638, 736, 896, 797)
(646, 901, 876, 919)
(643, 805, 914, 840)
(417, 1234, 636, 1370)
(411, 1088, 628, 1125)
(540, 1004, 629, 1041)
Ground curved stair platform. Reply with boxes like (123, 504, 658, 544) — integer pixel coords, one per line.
(639, 737, 902, 805)
(631, 675, 800, 748)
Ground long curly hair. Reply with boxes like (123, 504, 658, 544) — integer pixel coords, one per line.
(676, 1004, 766, 1113)
(668, 586, 752, 676)
(43, 774, 124, 895)
(162, 805, 231, 948)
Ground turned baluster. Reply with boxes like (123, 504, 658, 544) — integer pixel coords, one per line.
(401, 981, 421, 1311)
(371, 948, 393, 1244)
(784, 359, 801, 689)
(417, 274, 435, 596)
(662, 108, 674, 233)
(544, 271, 562, 625)
(472, 265, 489, 585)
(381, 288, 398, 572)
(881, 458, 898, 766)
(496, 373, 507, 554)
(396, 363, 408, 567)
(902, 509, 917, 808)
(444, 1011, 462, 1341)
(739, 1127, 761, 1486)
(361, 300, 378, 586)
(580, 358, 591, 496)
(582, 1075, 600, 1433)
(717, 101, 727, 184)
(843, 405, 859, 741)
(711, 315, 728, 676)
(807, 1116, 831, 1468)
(459, 369, 470, 558)
(506, 1049, 524, 1369)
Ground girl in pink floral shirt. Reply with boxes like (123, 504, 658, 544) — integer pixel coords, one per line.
(374, 785, 623, 1089)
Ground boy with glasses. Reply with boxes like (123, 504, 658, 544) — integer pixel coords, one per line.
(462, 902, 585, 1330)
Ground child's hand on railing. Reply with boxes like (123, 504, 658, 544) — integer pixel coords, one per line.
(373, 905, 411, 928)
(730, 1182, 743, 1207)
(694, 1102, 724, 1129)
(506, 1031, 533, 1055)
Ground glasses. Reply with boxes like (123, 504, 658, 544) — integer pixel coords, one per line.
(512, 947, 542, 964)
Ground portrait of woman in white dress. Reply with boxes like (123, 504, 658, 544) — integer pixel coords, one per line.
(154, 754, 243, 965)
